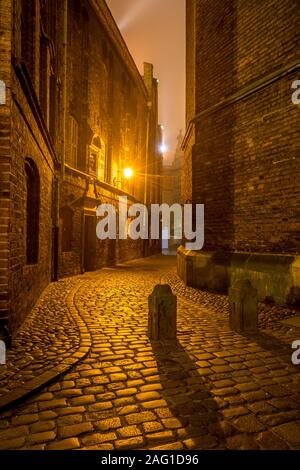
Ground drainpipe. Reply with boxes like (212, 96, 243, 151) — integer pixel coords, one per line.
(52, 176, 59, 282)
(53, 0, 68, 281)
(61, 0, 68, 180)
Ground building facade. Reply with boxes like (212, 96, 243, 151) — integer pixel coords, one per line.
(179, 0, 300, 305)
(0, 0, 161, 339)
(162, 131, 184, 251)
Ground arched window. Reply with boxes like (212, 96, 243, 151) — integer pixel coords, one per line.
(25, 159, 40, 264)
(60, 206, 73, 253)
(88, 134, 106, 181)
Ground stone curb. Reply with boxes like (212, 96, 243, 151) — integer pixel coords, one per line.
(0, 282, 92, 413)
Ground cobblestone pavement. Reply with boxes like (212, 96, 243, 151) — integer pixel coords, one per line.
(0, 281, 81, 398)
(165, 273, 300, 330)
(0, 255, 300, 450)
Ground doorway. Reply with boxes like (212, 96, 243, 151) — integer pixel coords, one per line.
(84, 215, 97, 272)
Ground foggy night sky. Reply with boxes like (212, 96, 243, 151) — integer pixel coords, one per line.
(106, 0, 186, 163)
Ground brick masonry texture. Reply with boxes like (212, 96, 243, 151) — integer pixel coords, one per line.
(181, 0, 195, 204)
(0, 0, 13, 331)
(183, 0, 300, 253)
(0, 279, 82, 402)
(0, 0, 162, 335)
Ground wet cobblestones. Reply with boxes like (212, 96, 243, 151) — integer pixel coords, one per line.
(165, 272, 300, 330)
(0, 256, 299, 450)
(0, 281, 80, 397)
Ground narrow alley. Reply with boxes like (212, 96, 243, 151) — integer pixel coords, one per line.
(1, 0, 300, 457)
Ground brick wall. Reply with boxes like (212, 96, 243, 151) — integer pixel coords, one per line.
(185, 0, 300, 254)
(9, 81, 55, 332)
(0, 109, 10, 301)
(182, 0, 195, 205)
(58, 0, 160, 278)
(0, 0, 57, 335)
(1, 0, 160, 335)
(0, 106, 11, 330)
(0, 0, 12, 331)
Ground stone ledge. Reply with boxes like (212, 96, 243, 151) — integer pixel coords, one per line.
(0, 284, 92, 413)
(177, 246, 300, 305)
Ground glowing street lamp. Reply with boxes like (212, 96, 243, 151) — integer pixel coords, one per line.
(159, 143, 167, 154)
(124, 168, 134, 179)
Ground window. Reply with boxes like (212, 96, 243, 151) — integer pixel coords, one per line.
(37, 0, 57, 138)
(25, 159, 40, 264)
(21, 0, 35, 79)
(88, 145, 98, 176)
(60, 207, 73, 253)
(39, 36, 51, 127)
(70, 116, 78, 167)
(88, 136, 106, 181)
(49, 74, 56, 139)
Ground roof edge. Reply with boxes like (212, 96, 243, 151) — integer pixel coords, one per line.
(88, 0, 148, 98)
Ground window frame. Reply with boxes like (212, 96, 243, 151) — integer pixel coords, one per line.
(25, 158, 40, 265)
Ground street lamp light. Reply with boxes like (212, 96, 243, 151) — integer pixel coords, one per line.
(159, 144, 167, 154)
(124, 168, 134, 179)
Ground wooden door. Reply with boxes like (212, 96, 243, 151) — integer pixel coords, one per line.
(84, 215, 97, 272)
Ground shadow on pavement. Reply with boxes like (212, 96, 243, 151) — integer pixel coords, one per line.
(241, 330, 292, 356)
(105, 265, 160, 272)
(150, 339, 226, 448)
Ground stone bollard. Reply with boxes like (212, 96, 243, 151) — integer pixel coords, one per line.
(229, 279, 258, 333)
(148, 284, 177, 340)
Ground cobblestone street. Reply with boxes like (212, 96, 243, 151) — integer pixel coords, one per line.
(0, 256, 300, 450)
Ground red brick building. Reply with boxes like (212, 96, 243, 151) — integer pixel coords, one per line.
(0, 0, 161, 339)
(179, 0, 300, 305)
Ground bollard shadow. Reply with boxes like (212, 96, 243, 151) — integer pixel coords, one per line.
(150, 338, 226, 448)
(108, 265, 159, 272)
(239, 330, 292, 357)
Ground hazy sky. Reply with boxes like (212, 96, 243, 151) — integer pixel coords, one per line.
(106, 0, 185, 163)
